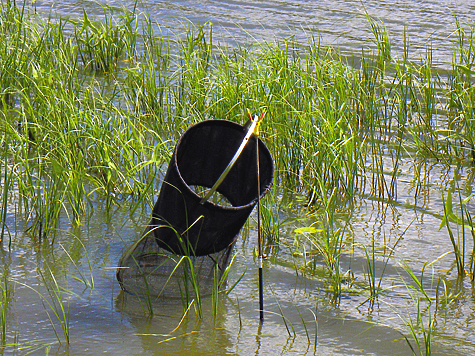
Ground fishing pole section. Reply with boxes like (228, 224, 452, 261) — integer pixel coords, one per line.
(199, 109, 267, 321)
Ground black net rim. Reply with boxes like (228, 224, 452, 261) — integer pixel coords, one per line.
(172, 119, 274, 211)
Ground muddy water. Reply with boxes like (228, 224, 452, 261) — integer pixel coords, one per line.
(3, 156, 475, 355)
(3, 1, 475, 355)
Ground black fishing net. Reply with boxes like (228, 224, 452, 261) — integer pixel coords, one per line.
(117, 119, 273, 298)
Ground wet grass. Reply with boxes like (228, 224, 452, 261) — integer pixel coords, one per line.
(2, 1, 475, 353)
(1, 4, 474, 234)
(0, 274, 8, 349)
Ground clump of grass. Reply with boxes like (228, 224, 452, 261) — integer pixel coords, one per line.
(365, 13, 392, 65)
(438, 185, 475, 280)
(292, 207, 351, 300)
(0, 0, 28, 108)
(401, 294, 436, 356)
(398, 260, 438, 356)
(447, 16, 475, 162)
(124, 14, 171, 123)
(358, 221, 411, 310)
(0, 274, 9, 348)
(72, 4, 138, 72)
(0, 3, 169, 237)
(0, 2, 465, 245)
(2, 0, 475, 245)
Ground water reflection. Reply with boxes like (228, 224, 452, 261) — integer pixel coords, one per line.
(1, 186, 473, 355)
(116, 290, 236, 355)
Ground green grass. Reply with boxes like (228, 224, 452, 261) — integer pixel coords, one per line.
(2, 4, 474, 233)
(18, 267, 71, 345)
(0, 274, 8, 348)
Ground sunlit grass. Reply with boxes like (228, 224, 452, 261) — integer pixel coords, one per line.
(2, 4, 474, 236)
(0, 274, 8, 348)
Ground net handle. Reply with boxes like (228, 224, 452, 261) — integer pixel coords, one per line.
(199, 114, 260, 205)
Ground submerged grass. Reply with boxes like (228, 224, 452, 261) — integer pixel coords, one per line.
(0, 274, 8, 348)
(18, 267, 71, 345)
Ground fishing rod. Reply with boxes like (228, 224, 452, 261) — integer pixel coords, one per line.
(255, 112, 265, 322)
(247, 109, 266, 322)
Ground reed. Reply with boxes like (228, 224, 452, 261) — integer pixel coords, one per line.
(398, 261, 438, 356)
(0, 274, 8, 348)
(72, 4, 138, 72)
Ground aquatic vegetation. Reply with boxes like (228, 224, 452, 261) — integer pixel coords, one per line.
(292, 219, 349, 300)
(439, 186, 475, 279)
(60, 236, 95, 289)
(397, 261, 439, 356)
(72, 4, 138, 72)
(2, 3, 474, 238)
(0, 275, 8, 348)
(124, 15, 171, 123)
(18, 267, 71, 345)
(212, 254, 236, 321)
(401, 294, 436, 356)
(39, 268, 71, 345)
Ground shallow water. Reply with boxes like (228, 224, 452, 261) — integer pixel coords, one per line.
(2, 1, 475, 355)
(2, 156, 475, 355)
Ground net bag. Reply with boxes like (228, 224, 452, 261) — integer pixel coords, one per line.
(117, 119, 274, 298)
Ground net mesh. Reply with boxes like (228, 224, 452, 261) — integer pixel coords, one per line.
(117, 225, 235, 298)
(117, 119, 273, 298)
